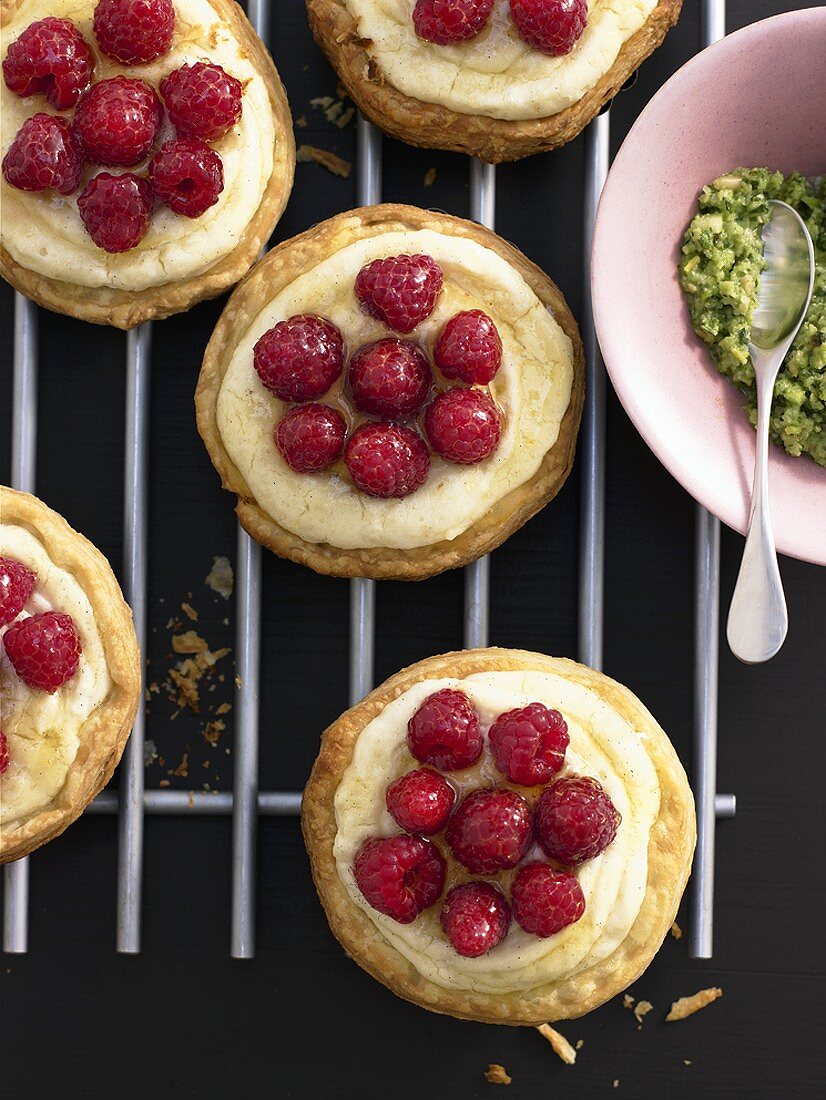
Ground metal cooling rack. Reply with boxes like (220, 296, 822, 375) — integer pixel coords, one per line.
(2, 0, 736, 961)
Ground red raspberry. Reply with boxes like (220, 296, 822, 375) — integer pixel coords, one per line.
(510, 0, 588, 57)
(535, 776, 621, 866)
(511, 862, 585, 936)
(440, 881, 510, 958)
(73, 77, 162, 167)
(355, 254, 443, 334)
(160, 62, 243, 142)
(2, 18, 94, 110)
(407, 688, 482, 771)
(3, 610, 82, 693)
(446, 788, 533, 874)
(149, 138, 223, 217)
(489, 703, 569, 787)
(348, 339, 432, 419)
(93, 0, 175, 65)
(2, 114, 83, 196)
(386, 768, 455, 835)
(425, 387, 501, 464)
(274, 403, 346, 473)
(0, 557, 36, 626)
(254, 316, 344, 402)
(353, 835, 445, 923)
(77, 172, 153, 253)
(413, 0, 495, 46)
(434, 309, 502, 385)
(345, 423, 429, 499)
(0, 730, 8, 775)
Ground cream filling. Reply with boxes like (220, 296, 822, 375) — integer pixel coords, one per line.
(0, 526, 112, 827)
(0, 0, 275, 291)
(215, 228, 574, 550)
(345, 0, 657, 121)
(333, 670, 660, 994)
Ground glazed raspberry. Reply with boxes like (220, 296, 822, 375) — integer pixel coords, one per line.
(149, 138, 223, 217)
(0, 557, 36, 627)
(355, 254, 443, 334)
(440, 882, 510, 958)
(2, 18, 94, 110)
(434, 309, 502, 384)
(253, 316, 344, 402)
(407, 688, 482, 771)
(77, 172, 153, 253)
(353, 835, 446, 923)
(511, 862, 585, 936)
(446, 788, 533, 874)
(386, 768, 455, 835)
(510, 0, 588, 57)
(424, 387, 501, 464)
(348, 339, 432, 419)
(489, 703, 569, 787)
(160, 62, 243, 142)
(73, 77, 162, 167)
(274, 404, 346, 473)
(345, 423, 430, 499)
(413, 0, 495, 44)
(2, 114, 83, 196)
(535, 776, 621, 866)
(0, 731, 8, 775)
(3, 610, 82, 693)
(93, 0, 175, 65)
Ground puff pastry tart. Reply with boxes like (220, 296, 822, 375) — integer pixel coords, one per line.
(0, 487, 141, 863)
(196, 203, 584, 581)
(306, 0, 683, 162)
(0, 0, 295, 328)
(302, 648, 695, 1025)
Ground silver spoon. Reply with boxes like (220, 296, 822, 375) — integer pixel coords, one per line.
(727, 199, 815, 664)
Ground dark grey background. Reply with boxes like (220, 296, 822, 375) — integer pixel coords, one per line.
(1, 2, 824, 1097)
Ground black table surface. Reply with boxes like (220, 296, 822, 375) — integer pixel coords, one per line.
(1, 2, 825, 1097)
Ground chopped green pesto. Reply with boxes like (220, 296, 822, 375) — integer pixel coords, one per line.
(679, 168, 825, 466)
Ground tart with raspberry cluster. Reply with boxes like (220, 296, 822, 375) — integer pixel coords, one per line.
(302, 648, 695, 1025)
(0, 487, 141, 863)
(306, 0, 683, 161)
(0, 0, 295, 328)
(196, 204, 584, 580)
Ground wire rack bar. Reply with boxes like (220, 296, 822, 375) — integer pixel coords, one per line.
(116, 323, 151, 953)
(3, 293, 38, 954)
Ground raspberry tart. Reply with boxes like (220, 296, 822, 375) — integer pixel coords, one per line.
(302, 648, 695, 1024)
(306, 0, 683, 162)
(196, 204, 584, 580)
(0, 0, 295, 328)
(0, 487, 141, 863)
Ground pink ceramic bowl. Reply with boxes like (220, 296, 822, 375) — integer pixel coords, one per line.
(592, 8, 826, 565)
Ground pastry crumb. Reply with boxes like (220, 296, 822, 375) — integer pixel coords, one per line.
(666, 987, 722, 1022)
(203, 719, 225, 746)
(613, 1080, 620, 1089)
(144, 739, 158, 766)
(671, 921, 683, 939)
(172, 630, 208, 654)
(634, 1000, 653, 1025)
(159, 779, 170, 787)
(181, 602, 198, 621)
(575, 1039, 584, 1050)
(484, 1064, 511, 1085)
(623, 993, 635, 1009)
(295, 114, 307, 128)
(423, 167, 436, 188)
(684, 1060, 692, 1066)
(169, 752, 189, 778)
(297, 144, 351, 178)
(535, 1024, 576, 1065)
(205, 556, 233, 599)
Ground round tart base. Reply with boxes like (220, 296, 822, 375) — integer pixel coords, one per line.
(0, 487, 141, 863)
(196, 203, 584, 581)
(306, 0, 683, 163)
(302, 648, 696, 1025)
(0, 0, 296, 330)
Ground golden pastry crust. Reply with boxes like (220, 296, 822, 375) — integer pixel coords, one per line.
(0, 0, 296, 329)
(0, 487, 141, 863)
(302, 648, 696, 1025)
(195, 203, 584, 581)
(306, 0, 683, 163)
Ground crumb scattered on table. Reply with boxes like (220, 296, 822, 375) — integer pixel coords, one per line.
(205, 556, 234, 599)
(575, 1039, 584, 1050)
(423, 167, 436, 187)
(181, 602, 198, 621)
(634, 1000, 653, 1025)
(666, 987, 723, 1022)
(623, 993, 635, 1009)
(671, 921, 683, 939)
(297, 144, 351, 178)
(535, 1024, 576, 1065)
(484, 1064, 511, 1085)
(172, 630, 208, 654)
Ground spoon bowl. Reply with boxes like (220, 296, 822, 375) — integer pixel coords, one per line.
(750, 201, 816, 350)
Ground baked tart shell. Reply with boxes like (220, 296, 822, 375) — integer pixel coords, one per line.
(195, 203, 585, 581)
(302, 647, 696, 1025)
(0, 487, 141, 863)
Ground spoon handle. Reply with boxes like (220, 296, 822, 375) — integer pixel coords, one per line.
(726, 353, 788, 663)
